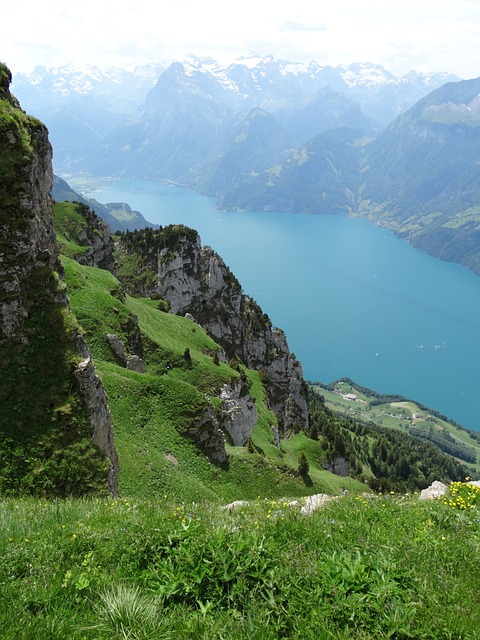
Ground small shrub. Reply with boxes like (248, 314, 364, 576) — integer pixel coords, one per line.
(298, 452, 309, 478)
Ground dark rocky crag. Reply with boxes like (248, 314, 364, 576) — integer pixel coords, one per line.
(116, 226, 309, 433)
(0, 64, 118, 495)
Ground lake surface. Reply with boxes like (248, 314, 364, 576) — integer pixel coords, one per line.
(84, 178, 480, 431)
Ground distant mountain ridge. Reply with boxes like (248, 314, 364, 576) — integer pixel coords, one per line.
(12, 55, 458, 174)
(358, 76, 480, 273)
(14, 57, 480, 274)
(14, 56, 456, 120)
(52, 174, 157, 232)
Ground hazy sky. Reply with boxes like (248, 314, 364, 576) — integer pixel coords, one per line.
(3, 0, 480, 78)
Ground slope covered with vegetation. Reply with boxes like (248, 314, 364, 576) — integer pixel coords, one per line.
(314, 379, 480, 475)
(52, 201, 469, 498)
(2, 488, 480, 639)
(2, 70, 480, 638)
(308, 388, 467, 493)
(60, 248, 366, 500)
(52, 174, 156, 232)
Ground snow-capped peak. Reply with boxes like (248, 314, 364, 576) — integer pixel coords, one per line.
(336, 62, 399, 88)
(234, 53, 274, 69)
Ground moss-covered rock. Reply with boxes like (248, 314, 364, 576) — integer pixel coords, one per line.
(0, 64, 118, 497)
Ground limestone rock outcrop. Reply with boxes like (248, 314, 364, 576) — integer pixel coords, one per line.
(74, 216, 115, 272)
(419, 480, 449, 500)
(222, 494, 336, 515)
(300, 493, 335, 515)
(184, 378, 258, 463)
(0, 69, 59, 343)
(156, 234, 308, 432)
(117, 227, 308, 432)
(322, 456, 349, 477)
(61, 202, 115, 272)
(73, 352, 119, 494)
(107, 333, 127, 363)
(107, 333, 145, 373)
(184, 404, 227, 465)
(126, 354, 145, 373)
(219, 379, 258, 446)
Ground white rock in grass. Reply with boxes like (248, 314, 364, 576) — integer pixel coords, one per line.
(300, 493, 334, 515)
(419, 481, 448, 500)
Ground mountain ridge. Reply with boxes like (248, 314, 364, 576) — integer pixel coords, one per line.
(36, 57, 479, 275)
(12, 55, 458, 174)
(16, 56, 480, 279)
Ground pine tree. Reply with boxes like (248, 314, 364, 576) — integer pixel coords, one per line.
(298, 452, 309, 478)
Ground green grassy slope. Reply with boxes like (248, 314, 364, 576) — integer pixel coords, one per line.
(1, 489, 480, 639)
(315, 379, 480, 475)
(62, 256, 366, 500)
(57, 196, 468, 499)
(54, 201, 91, 258)
(52, 174, 157, 232)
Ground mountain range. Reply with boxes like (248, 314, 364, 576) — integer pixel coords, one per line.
(14, 55, 480, 274)
(2, 57, 480, 640)
(12, 55, 457, 172)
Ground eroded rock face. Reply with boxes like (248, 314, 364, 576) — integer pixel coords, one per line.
(184, 379, 257, 463)
(152, 233, 308, 433)
(107, 333, 126, 363)
(126, 355, 145, 373)
(74, 355, 119, 495)
(0, 105, 58, 343)
(0, 67, 118, 494)
(185, 404, 227, 464)
(322, 456, 349, 477)
(219, 379, 258, 446)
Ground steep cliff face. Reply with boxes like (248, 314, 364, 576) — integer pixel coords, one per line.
(0, 64, 118, 495)
(116, 226, 308, 432)
(0, 66, 58, 342)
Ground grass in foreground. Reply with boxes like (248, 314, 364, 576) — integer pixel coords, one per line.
(1, 488, 480, 639)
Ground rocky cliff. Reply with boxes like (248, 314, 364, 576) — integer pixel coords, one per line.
(0, 66, 58, 342)
(56, 211, 260, 465)
(0, 64, 118, 495)
(116, 226, 309, 432)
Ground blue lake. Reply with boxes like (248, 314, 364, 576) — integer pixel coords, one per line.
(85, 179, 480, 431)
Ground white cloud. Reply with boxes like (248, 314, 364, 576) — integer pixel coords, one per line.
(3, 0, 480, 77)
(278, 21, 328, 33)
